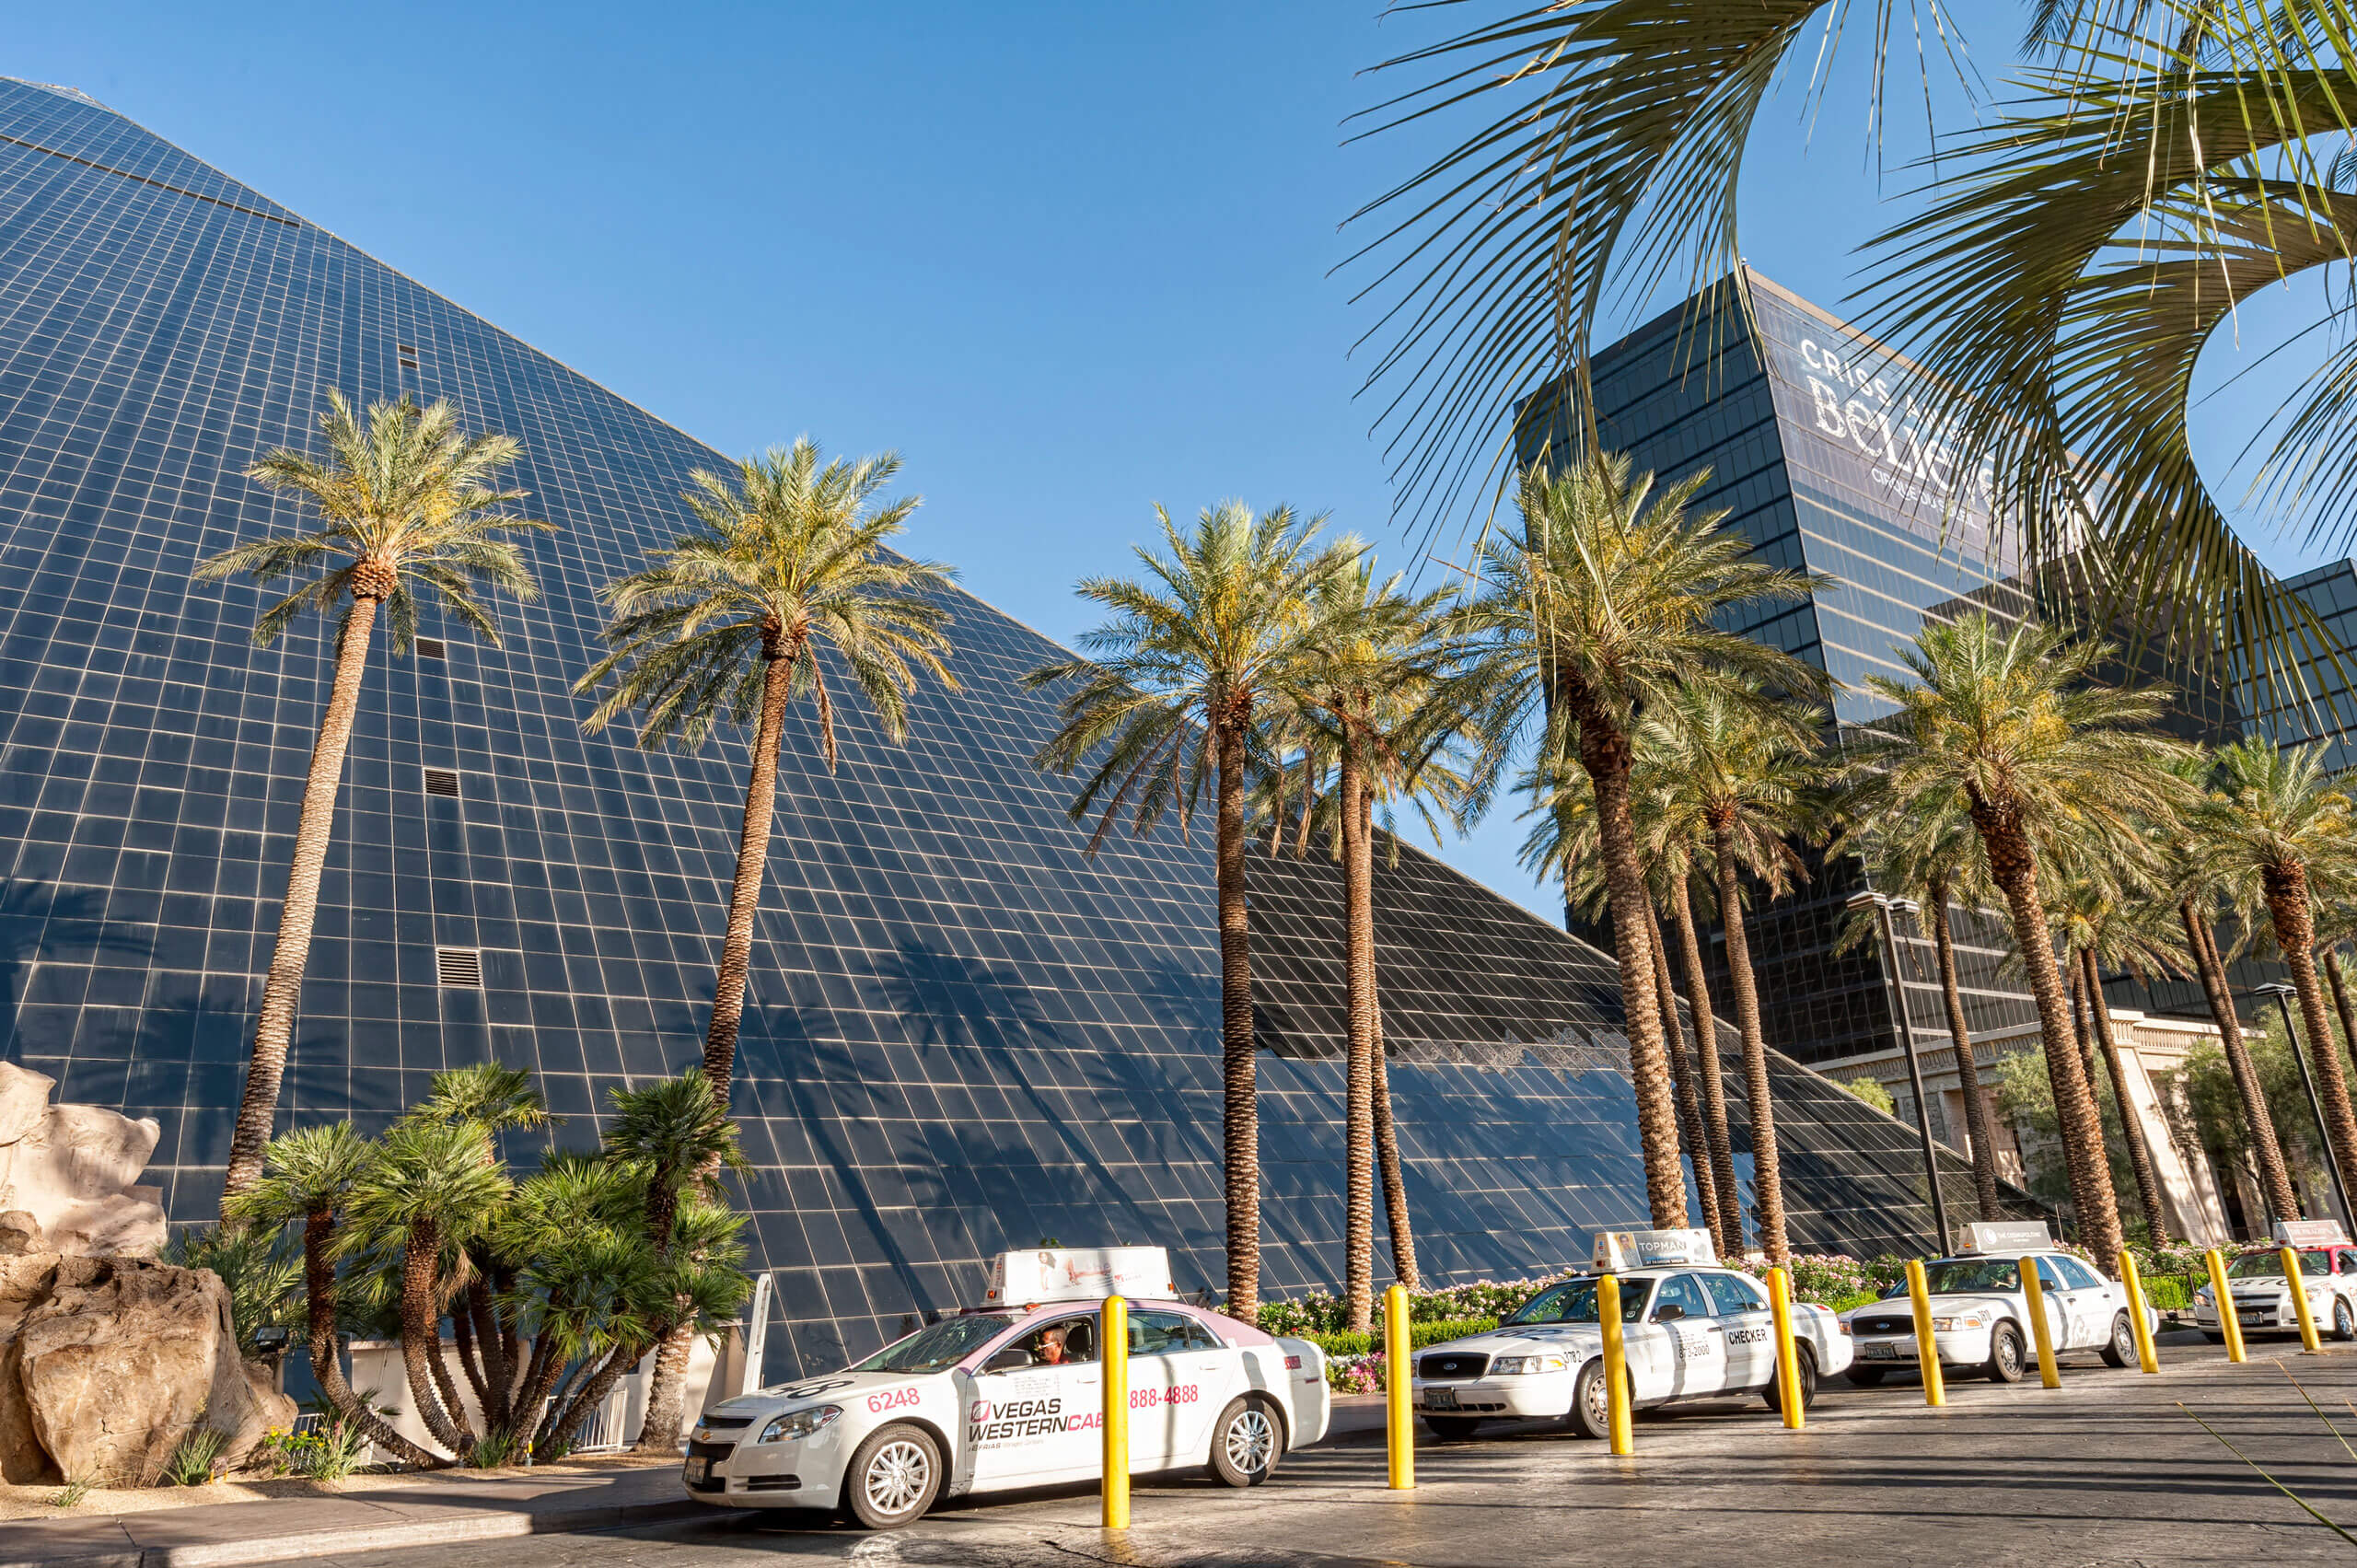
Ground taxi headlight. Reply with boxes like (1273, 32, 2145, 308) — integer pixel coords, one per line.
(757, 1405, 843, 1444)
(1930, 1314, 1987, 1331)
(1489, 1354, 1567, 1376)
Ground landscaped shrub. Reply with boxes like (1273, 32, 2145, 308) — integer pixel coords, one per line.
(163, 1427, 228, 1486)
(1301, 1318, 1499, 1361)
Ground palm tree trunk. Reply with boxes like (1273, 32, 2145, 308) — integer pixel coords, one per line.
(1339, 744, 1377, 1335)
(2324, 946, 2357, 1132)
(2263, 868, 2357, 1220)
(1645, 901, 1722, 1253)
(2181, 900, 2298, 1223)
(1711, 822, 1785, 1264)
(1571, 704, 1687, 1229)
(303, 1208, 442, 1469)
(1672, 876, 1745, 1251)
(1927, 879, 2002, 1219)
(633, 1327, 695, 1455)
(1967, 792, 2124, 1275)
(545, 1341, 644, 1459)
(222, 595, 380, 1207)
(701, 649, 795, 1092)
(2068, 963, 2099, 1098)
(2081, 947, 2172, 1245)
(396, 1221, 472, 1457)
(1362, 789, 1417, 1293)
(1215, 715, 1261, 1321)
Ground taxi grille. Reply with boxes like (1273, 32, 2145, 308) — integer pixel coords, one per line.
(688, 1438, 737, 1465)
(1419, 1352, 1490, 1381)
(1853, 1316, 1913, 1336)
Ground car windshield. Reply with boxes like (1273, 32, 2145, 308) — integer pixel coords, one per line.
(850, 1313, 1018, 1374)
(1920, 1259, 2022, 1294)
(1506, 1277, 1648, 1325)
(2229, 1250, 2329, 1279)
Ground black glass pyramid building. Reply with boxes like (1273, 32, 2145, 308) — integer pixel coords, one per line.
(0, 78, 2005, 1376)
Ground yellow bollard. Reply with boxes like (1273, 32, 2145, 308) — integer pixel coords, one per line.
(1383, 1283, 1413, 1490)
(2205, 1248, 2246, 1364)
(2117, 1251, 2160, 1374)
(2019, 1258, 2061, 1388)
(1766, 1267, 1805, 1430)
(1101, 1294, 1128, 1528)
(1905, 1259, 1945, 1408)
(1596, 1272, 1633, 1455)
(2282, 1246, 2323, 1354)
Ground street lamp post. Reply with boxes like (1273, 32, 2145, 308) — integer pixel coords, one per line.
(2259, 981, 2354, 1232)
(1851, 889, 1953, 1255)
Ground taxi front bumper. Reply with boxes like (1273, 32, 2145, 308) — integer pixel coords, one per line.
(2197, 1293, 2323, 1331)
(1411, 1372, 1574, 1421)
(684, 1419, 853, 1511)
(1850, 1326, 1993, 1368)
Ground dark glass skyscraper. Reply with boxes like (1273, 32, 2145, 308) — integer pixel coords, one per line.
(0, 83, 1996, 1376)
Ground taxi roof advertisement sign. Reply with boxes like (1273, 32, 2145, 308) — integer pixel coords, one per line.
(1962, 1221, 2053, 1254)
(982, 1246, 1178, 1306)
(1592, 1227, 1717, 1272)
(2273, 1219, 2351, 1249)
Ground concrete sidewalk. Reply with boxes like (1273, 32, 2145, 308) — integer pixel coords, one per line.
(0, 1460, 701, 1568)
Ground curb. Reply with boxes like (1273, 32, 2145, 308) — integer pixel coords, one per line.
(0, 1494, 706, 1568)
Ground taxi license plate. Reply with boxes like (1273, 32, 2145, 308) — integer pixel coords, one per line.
(1862, 1342, 1898, 1361)
(686, 1458, 709, 1483)
(1425, 1388, 1459, 1411)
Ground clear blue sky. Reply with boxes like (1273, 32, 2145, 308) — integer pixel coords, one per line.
(15, 3, 2340, 917)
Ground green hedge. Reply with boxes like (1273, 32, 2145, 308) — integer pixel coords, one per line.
(1300, 1318, 1499, 1360)
(2142, 1275, 2192, 1311)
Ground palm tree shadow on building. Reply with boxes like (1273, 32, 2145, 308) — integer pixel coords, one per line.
(0, 879, 152, 1044)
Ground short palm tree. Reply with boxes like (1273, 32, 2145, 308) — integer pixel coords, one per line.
(1840, 613, 2190, 1277)
(1028, 502, 1363, 1321)
(1643, 679, 1828, 1264)
(203, 391, 550, 1206)
(2197, 738, 2357, 1218)
(577, 440, 957, 1095)
(1451, 451, 1829, 1228)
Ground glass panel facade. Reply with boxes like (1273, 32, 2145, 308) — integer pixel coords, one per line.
(0, 81, 1996, 1376)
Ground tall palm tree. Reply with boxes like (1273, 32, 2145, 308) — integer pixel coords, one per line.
(1028, 503, 1363, 1321)
(203, 392, 550, 1206)
(2173, 865, 2301, 1224)
(1840, 613, 2190, 1277)
(579, 441, 956, 1098)
(1452, 451, 1829, 1228)
(2198, 738, 2357, 1222)
(1643, 679, 1828, 1265)
(1831, 804, 2006, 1220)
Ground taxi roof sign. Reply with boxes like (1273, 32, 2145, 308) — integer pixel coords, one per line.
(2273, 1219, 2353, 1249)
(1958, 1221, 2053, 1255)
(981, 1246, 1178, 1307)
(1592, 1227, 1716, 1272)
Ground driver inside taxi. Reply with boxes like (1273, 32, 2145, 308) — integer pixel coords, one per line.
(1023, 1320, 1095, 1366)
(1038, 1326, 1069, 1365)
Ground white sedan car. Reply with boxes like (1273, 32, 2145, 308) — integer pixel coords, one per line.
(1409, 1266, 1851, 1440)
(1837, 1249, 2156, 1383)
(686, 1299, 1329, 1528)
(2194, 1245, 2357, 1342)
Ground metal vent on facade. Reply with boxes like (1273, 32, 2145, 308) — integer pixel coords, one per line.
(397, 342, 419, 366)
(435, 947, 482, 987)
(416, 637, 446, 659)
(423, 768, 459, 797)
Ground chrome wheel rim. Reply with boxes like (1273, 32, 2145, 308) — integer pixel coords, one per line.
(1998, 1332, 2021, 1376)
(1225, 1408, 1274, 1474)
(2339, 1302, 2351, 1337)
(2115, 1317, 2134, 1357)
(864, 1439, 930, 1516)
(1584, 1372, 1609, 1427)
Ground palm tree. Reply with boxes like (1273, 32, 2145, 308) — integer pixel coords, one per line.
(2198, 738, 2357, 1222)
(226, 1122, 441, 1469)
(1840, 613, 2190, 1277)
(1831, 804, 2006, 1221)
(2174, 870, 2302, 1225)
(1643, 679, 1828, 1265)
(1028, 503, 1364, 1321)
(1452, 451, 1829, 1228)
(578, 441, 957, 1098)
(203, 392, 550, 1206)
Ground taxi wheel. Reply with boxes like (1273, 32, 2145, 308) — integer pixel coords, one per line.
(842, 1423, 941, 1531)
(1984, 1322, 2026, 1383)
(1566, 1359, 1612, 1440)
(1760, 1344, 1817, 1414)
(2335, 1298, 2356, 1342)
(2099, 1311, 2136, 1369)
(1206, 1397, 1283, 1487)
(1843, 1366, 1887, 1388)
(1422, 1416, 1485, 1442)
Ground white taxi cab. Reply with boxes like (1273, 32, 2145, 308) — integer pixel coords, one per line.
(1837, 1222, 2157, 1384)
(683, 1247, 1329, 1529)
(2193, 1221, 2357, 1342)
(1408, 1228, 1851, 1441)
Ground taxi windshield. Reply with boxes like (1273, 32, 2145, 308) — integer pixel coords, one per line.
(851, 1313, 1017, 1374)
(2229, 1250, 2330, 1279)
(1921, 1259, 2022, 1294)
(1505, 1277, 1648, 1326)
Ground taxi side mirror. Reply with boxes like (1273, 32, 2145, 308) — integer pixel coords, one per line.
(1654, 1303, 1686, 1323)
(983, 1348, 1031, 1372)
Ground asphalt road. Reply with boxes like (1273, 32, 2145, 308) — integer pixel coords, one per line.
(316, 1332, 2357, 1567)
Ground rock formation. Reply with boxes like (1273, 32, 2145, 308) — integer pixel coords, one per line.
(0, 1245, 292, 1485)
(0, 1063, 166, 1258)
